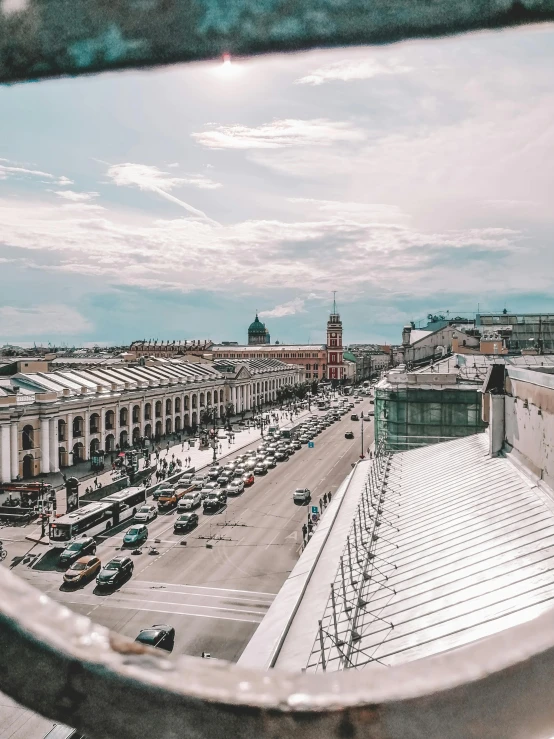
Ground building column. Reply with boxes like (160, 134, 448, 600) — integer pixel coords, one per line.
(49, 418, 59, 473)
(40, 418, 51, 474)
(1, 424, 11, 483)
(128, 402, 133, 444)
(10, 422, 18, 480)
(114, 406, 120, 449)
(84, 410, 90, 461)
(66, 412, 73, 467)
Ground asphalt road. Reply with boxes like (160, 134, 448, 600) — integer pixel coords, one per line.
(18, 398, 375, 662)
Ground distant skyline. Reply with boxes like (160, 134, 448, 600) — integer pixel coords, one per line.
(1, 23, 554, 346)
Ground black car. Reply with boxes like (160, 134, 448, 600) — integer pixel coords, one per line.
(135, 624, 175, 653)
(59, 537, 96, 566)
(351, 414, 359, 421)
(203, 491, 227, 511)
(96, 556, 134, 589)
(174, 512, 199, 532)
(345, 430, 355, 439)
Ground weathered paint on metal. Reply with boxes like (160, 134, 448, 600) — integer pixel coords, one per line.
(1, 0, 554, 84)
(3, 560, 554, 738)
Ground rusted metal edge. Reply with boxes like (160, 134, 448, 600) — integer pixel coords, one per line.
(1, 0, 554, 84)
(3, 565, 554, 739)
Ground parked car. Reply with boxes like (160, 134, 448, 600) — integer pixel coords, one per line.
(96, 556, 133, 589)
(173, 512, 199, 532)
(345, 430, 354, 439)
(177, 491, 202, 511)
(293, 488, 311, 504)
(135, 624, 175, 653)
(134, 504, 157, 523)
(254, 464, 268, 475)
(59, 536, 96, 567)
(242, 473, 255, 487)
(203, 490, 227, 511)
(227, 480, 245, 496)
(351, 414, 359, 421)
(123, 524, 148, 547)
(63, 555, 101, 585)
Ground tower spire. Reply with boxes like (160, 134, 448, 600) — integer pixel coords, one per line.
(332, 291, 337, 314)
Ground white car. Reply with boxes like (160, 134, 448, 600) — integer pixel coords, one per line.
(178, 491, 202, 511)
(293, 488, 311, 503)
(227, 480, 245, 495)
(134, 504, 157, 522)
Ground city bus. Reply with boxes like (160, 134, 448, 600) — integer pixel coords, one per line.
(49, 487, 147, 546)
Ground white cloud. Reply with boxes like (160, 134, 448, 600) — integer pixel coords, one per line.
(56, 176, 74, 186)
(0, 196, 536, 303)
(296, 58, 413, 86)
(288, 198, 407, 223)
(259, 298, 306, 318)
(167, 163, 179, 168)
(0, 304, 93, 338)
(0, 162, 54, 180)
(106, 163, 219, 223)
(179, 175, 222, 190)
(53, 190, 99, 202)
(192, 119, 365, 149)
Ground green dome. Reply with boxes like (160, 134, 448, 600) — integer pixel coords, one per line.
(248, 315, 266, 334)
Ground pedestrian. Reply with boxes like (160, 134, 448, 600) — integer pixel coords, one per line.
(319, 497, 323, 511)
(302, 523, 307, 540)
(181, 441, 185, 451)
(328, 491, 332, 502)
(94, 477, 98, 488)
(323, 492, 328, 506)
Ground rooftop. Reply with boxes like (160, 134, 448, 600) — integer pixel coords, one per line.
(241, 433, 554, 672)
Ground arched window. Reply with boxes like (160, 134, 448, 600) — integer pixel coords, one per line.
(166, 398, 172, 415)
(22, 425, 34, 450)
(144, 403, 152, 420)
(155, 401, 162, 418)
(175, 398, 181, 413)
(132, 405, 140, 423)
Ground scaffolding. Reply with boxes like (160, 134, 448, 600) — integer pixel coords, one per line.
(374, 386, 486, 451)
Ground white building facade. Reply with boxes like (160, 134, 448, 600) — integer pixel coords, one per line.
(0, 357, 301, 481)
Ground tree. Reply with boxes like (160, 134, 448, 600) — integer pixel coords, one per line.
(310, 379, 319, 396)
(199, 409, 212, 429)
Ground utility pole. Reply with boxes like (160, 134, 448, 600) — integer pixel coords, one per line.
(360, 418, 365, 459)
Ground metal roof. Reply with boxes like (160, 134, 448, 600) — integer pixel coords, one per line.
(243, 433, 554, 673)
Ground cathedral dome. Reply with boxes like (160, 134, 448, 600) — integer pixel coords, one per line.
(248, 315, 266, 334)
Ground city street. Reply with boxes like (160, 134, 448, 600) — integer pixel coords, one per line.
(8, 398, 374, 663)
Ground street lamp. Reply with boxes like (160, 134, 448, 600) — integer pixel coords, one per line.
(211, 408, 218, 465)
(360, 417, 365, 459)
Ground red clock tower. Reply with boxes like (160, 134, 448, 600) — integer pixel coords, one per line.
(326, 292, 345, 381)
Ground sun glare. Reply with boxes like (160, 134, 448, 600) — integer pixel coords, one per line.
(213, 53, 241, 79)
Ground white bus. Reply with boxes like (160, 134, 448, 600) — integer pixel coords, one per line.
(49, 487, 147, 546)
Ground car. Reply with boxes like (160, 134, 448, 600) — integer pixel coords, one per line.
(59, 536, 96, 567)
(293, 488, 311, 503)
(152, 485, 174, 501)
(199, 481, 219, 498)
(285, 445, 296, 455)
(345, 431, 354, 439)
(207, 466, 220, 480)
(265, 456, 277, 468)
(370, 399, 374, 404)
(134, 504, 157, 523)
(224, 462, 237, 473)
(292, 439, 302, 450)
(96, 556, 133, 589)
(275, 450, 288, 461)
(300, 435, 309, 444)
(217, 473, 232, 487)
(234, 465, 246, 478)
(203, 491, 227, 511)
(245, 460, 257, 471)
(254, 464, 268, 475)
(63, 555, 101, 585)
(135, 624, 175, 653)
(180, 473, 195, 486)
(123, 524, 148, 547)
(191, 476, 208, 489)
(174, 512, 199, 532)
(177, 491, 202, 510)
(368, 410, 375, 416)
(242, 473, 255, 487)
(350, 414, 359, 421)
(227, 480, 245, 495)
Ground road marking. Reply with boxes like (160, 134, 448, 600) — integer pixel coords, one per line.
(284, 531, 298, 543)
(57, 598, 264, 623)
(133, 580, 277, 597)
(123, 585, 274, 604)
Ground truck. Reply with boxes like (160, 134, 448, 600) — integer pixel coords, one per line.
(157, 483, 197, 512)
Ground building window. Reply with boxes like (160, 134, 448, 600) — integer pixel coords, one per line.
(306, 364, 311, 370)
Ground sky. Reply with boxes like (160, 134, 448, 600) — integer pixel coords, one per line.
(1, 22, 554, 347)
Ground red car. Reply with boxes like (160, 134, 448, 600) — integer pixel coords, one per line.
(242, 473, 255, 487)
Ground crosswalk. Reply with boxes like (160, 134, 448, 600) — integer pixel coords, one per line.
(52, 578, 276, 623)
